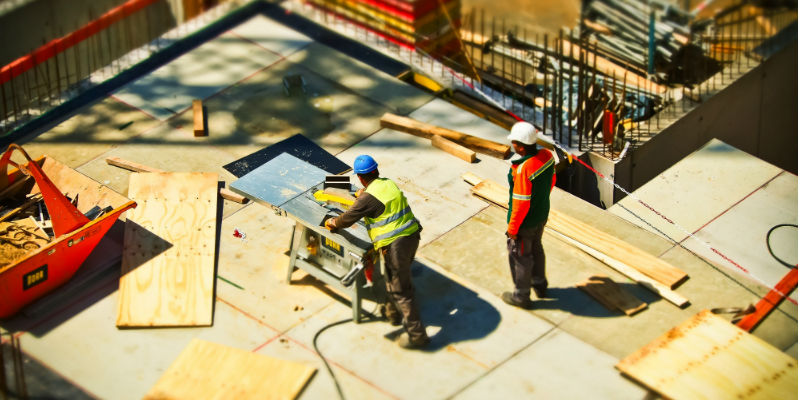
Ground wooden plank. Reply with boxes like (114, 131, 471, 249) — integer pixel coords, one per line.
(116, 172, 218, 327)
(145, 339, 316, 400)
(461, 172, 689, 308)
(550, 229, 689, 308)
(380, 113, 511, 159)
(577, 275, 648, 316)
(192, 99, 206, 137)
(105, 157, 247, 204)
(736, 268, 798, 332)
(431, 135, 477, 162)
(617, 310, 798, 400)
(463, 173, 689, 289)
(548, 211, 688, 289)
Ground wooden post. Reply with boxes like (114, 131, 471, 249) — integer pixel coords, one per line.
(192, 99, 206, 137)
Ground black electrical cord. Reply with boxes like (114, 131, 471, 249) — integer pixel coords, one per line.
(312, 294, 382, 400)
(766, 223, 798, 268)
(313, 317, 352, 400)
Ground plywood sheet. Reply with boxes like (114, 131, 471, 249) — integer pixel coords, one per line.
(117, 172, 218, 327)
(616, 310, 798, 400)
(145, 339, 315, 400)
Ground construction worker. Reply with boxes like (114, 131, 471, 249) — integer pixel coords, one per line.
(324, 155, 430, 349)
(502, 121, 556, 309)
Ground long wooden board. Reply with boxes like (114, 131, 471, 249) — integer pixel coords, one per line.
(577, 275, 647, 316)
(431, 135, 477, 162)
(381, 113, 511, 159)
(145, 339, 316, 400)
(117, 172, 218, 327)
(548, 210, 688, 289)
(617, 310, 798, 400)
(461, 173, 689, 307)
(461, 173, 688, 289)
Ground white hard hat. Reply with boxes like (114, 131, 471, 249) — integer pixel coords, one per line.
(508, 121, 537, 145)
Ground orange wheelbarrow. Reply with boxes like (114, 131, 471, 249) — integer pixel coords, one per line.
(0, 144, 136, 318)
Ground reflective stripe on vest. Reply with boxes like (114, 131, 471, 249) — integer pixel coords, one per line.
(364, 178, 419, 249)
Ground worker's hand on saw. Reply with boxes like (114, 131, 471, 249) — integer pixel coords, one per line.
(324, 218, 337, 232)
(354, 188, 364, 198)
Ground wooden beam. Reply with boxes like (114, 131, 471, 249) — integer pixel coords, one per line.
(577, 274, 648, 316)
(192, 99, 206, 137)
(105, 157, 247, 204)
(431, 135, 477, 162)
(736, 268, 798, 332)
(381, 113, 511, 159)
(548, 211, 688, 289)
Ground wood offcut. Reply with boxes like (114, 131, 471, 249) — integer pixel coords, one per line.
(577, 275, 647, 316)
(145, 339, 316, 400)
(192, 99, 206, 137)
(617, 310, 798, 400)
(380, 113, 511, 159)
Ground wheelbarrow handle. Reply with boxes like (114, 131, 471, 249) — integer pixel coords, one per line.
(1, 144, 90, 237)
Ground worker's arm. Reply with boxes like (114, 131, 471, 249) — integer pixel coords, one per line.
(327, 192, 384, 230)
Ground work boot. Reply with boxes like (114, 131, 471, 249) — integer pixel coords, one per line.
(501, 292, 532, 309)
(532, 285, 548, 299)
(397, 333, 430, 350)
(380, 303, 402, 326)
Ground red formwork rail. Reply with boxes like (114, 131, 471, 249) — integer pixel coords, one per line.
(353, 0, 458, 23)
(0, 0, 161, 86)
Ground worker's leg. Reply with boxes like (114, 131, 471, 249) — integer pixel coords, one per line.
(507, 233, 535, 302)
(529, 221, 548, 295)
(384, 232, 428, 343)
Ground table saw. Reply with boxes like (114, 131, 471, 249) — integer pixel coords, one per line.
(229, 153, 385, 323)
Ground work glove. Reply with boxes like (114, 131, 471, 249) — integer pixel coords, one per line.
(324, 218, 338, 233)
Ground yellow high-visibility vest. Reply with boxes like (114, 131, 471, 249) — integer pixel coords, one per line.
(364, 178, 419, 249)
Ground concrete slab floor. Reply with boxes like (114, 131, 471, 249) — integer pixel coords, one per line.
(1, 6, 796, 400)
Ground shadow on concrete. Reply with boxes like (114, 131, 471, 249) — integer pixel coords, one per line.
(532, 284, 661, 317)
(410, 260, 501, 352)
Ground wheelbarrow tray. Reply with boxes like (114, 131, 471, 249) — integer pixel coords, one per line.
(0, 155, 135, 318)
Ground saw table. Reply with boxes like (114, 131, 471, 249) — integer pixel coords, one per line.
(230, 153, 384, 323)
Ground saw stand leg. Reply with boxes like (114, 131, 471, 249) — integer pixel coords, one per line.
(286, 223, 302, 283)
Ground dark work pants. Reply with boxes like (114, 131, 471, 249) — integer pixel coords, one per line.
(382, 231, 428, 343)
(507, 221, 547, 302)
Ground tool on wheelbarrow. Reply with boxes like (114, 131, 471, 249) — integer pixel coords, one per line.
(0, 144, 136, 318)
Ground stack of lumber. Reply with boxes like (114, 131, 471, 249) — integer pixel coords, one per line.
(306, 0, 461, 56)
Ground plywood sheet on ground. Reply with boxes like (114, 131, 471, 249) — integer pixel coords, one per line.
(145, 338, 315, 400)
(616, 310, 798, 400)
(117, 172, 218, 327)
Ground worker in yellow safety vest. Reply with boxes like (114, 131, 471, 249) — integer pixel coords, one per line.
(325, 155, 430, 349)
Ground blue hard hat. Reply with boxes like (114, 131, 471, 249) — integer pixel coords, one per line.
(353, 155, 378, 174)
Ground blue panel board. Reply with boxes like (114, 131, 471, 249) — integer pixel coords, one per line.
(223, 133, 351, 177)
(230, 153, 328, 207)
